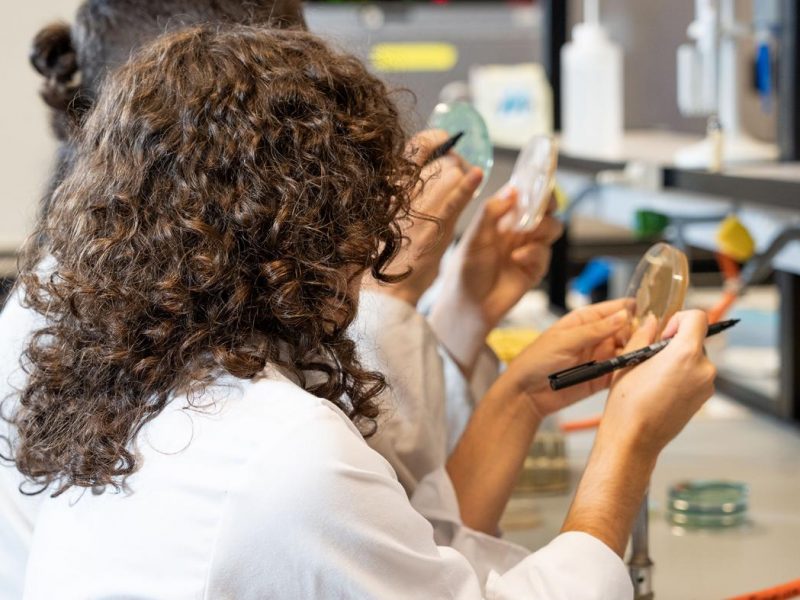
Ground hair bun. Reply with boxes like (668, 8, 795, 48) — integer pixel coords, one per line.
(30, 23, 85, 137)
(30, 22, 78, 82)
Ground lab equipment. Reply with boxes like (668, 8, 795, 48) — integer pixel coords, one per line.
(514, 421, 569, 496)
(500, 135, 558, 231)
(727, 578, 800, 600)
(627, 243, 690, 337)
(561, 0, 623, 158)
(428, 101, 493, 196)
(667, 480, 749, 528)
(629, 501, 654, 600)
(675, 0, 779, 167)
(709, 225, 800, 322)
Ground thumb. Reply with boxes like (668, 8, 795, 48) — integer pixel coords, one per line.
(461, 186, 518, 248)
(567, 308, 629, 346)
(469, 186, 518, 246)
(483, 186, 518, 225)
(621, 313, 659, 353)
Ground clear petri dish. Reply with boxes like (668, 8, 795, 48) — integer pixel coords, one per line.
(626, 243, 690, 337)
(501, 135, 559, 231)
(428, 101, 493, 197)
(667, 480, 749, 528)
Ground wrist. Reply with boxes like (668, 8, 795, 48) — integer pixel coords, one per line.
(485, 374, 546, 425)
(595, 411, 664, 464)
(429, 292, 493, 377)
(562, 426, 657, 557)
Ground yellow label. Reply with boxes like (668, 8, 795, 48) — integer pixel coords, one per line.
(370, 42, 458, 73)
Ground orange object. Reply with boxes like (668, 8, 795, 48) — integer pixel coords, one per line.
(726, 578, 800, 600)
(707, 290, 738, 324)
(560, 416, 602, 433)
(716, 251, 741, 281)
(707, 252, 741, 324)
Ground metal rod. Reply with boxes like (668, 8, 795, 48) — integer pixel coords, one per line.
(629, 490, 654, 600)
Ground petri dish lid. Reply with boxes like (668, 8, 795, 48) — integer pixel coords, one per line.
(667, 480, 748, 528)
(626, 242, 689, 337)
(502, 135, 559, 231)
(428, 101, 493, 197)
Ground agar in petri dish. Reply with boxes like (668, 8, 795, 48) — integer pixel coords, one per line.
(626, 242, 690, 337)
(667, 480, 749, 528)
(428, 101, 493, 197)
(501, 135, 559, 231)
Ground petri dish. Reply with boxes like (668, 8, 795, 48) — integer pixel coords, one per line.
(626, 243, 690, 337)
(667, 480, 749, 528)
(501, 135, 559, 231)
(428, 101, 493, 197)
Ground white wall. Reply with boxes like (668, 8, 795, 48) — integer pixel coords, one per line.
(0, 0, 83, 253)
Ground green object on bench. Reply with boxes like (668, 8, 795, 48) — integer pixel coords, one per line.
(633, 209, 670, 239)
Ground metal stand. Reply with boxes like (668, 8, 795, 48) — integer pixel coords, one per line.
(542, 0, 568, 131)
(779, 0, 800, 161)
(629, 491, 654, 599)
(777, 271, 800, 421)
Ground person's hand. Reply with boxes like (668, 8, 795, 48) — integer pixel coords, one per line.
(492, 298, 632, 419)
(561, 310, 716, 556)
(363, 129, 483, 307)
(428, 188, 563, 376)
(599, 309, 717, 455)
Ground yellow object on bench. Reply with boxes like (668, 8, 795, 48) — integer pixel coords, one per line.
(487, 328, 540, 364)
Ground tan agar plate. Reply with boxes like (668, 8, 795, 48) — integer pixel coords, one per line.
(626, 243, 690, 337)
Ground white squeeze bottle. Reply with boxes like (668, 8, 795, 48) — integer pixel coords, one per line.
(560, 0, 624, 158)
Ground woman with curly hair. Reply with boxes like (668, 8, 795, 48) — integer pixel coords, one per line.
(4, 3, 564, 590)
(8, 23, 717, 599)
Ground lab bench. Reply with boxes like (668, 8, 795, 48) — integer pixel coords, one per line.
(514, 129, 800, 423)
(501, 391, 800, 600)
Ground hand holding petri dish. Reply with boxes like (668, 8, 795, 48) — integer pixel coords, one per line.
(428, 101, 493, 197)
(626, 243, 690, 337)
(500, 135, 559, 232)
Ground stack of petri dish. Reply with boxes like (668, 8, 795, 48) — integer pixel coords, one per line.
(667, 480, 749, 528)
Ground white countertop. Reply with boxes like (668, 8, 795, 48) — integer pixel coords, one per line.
(501, 393, 800, 599)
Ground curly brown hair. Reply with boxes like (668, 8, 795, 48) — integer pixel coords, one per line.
(11, 25, 420, 495)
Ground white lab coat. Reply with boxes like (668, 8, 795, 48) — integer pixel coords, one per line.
(23, 366, 632, 599)
(0, 285, 46, 600)
(0, 282, 633, 599)
(354, 290, 500, 494)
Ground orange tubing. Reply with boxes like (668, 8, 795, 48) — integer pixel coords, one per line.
(707, 253, 742, 324)
(717, 251, 741, 281)
(726, 578, 800, 600)
(560, 416, 602, 433)
(707, 290, 738, 324)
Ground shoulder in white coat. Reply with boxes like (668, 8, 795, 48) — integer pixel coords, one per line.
(24, 369, 632, 599)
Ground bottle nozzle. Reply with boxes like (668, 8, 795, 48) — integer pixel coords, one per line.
(584, 0, 600, 26)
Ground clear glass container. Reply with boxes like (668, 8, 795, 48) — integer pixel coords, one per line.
(626, 242, 690, 337)
(428, 101, 493, 197)
(514, 416, 570, 496)
(501, 135, 559, 231)
(667, 480, 749, 528)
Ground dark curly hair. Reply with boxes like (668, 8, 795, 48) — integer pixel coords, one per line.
(11, 24, 420, 495)
(30, 0, 305, 218)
